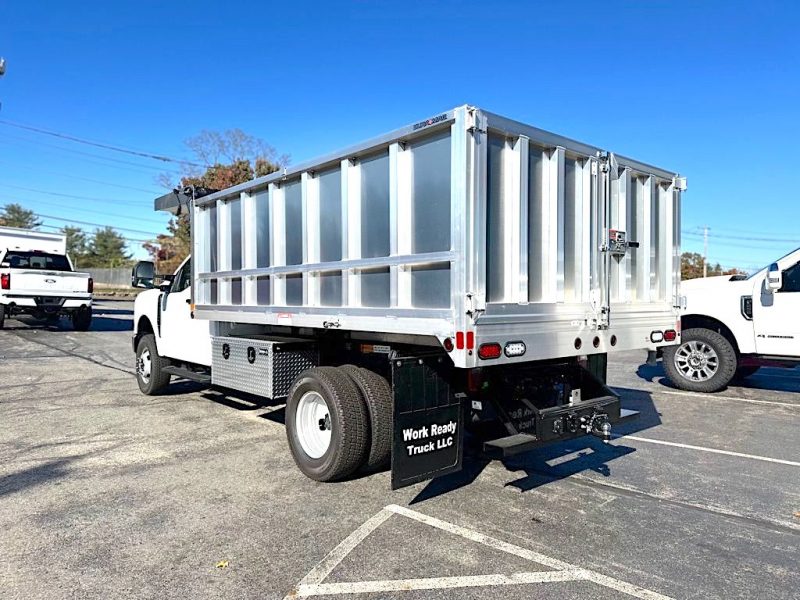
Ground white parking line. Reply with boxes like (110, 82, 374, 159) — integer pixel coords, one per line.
(295, 508, 393, 587)
(283, 505, 675, 599)
(296, 570, 585, 596)
(386, 504, 674, 600)
(385, 504, 570, 569)
(618, 435, 800, 467)
(657, 389, 800, 408)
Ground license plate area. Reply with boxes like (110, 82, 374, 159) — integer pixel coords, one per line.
(35, 297, 64, 308)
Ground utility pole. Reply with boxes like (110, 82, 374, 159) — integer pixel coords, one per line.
(702, 226, 709, 278)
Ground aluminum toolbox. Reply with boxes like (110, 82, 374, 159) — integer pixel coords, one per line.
(210, 335, 317, 399)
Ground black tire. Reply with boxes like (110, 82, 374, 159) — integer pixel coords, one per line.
(45, 313, 60, 326)
(285, 367, 369, 482)
(340, 365, 392, 471)
(0, 307, 5, 329)
(136, 334, 171, 395)
(734, 365, 760, 380)
(662, 328, 737, 393)
(72, 307, 92, 331)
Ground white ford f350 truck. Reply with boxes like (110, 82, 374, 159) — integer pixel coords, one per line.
(661, 248, 800, 392)
(132, 106, 685, 489)
(0, 226, 93, 330)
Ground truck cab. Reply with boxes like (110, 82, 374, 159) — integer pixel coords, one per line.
(662, 247, 800, 392)
(132, 256, 212, 387)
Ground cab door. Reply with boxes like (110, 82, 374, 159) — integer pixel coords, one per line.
(159, 257, 212, 366)
(754, 260, 800, 357)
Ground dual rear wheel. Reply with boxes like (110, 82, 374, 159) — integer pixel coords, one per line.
(134, 332, 392, 482)
(285, 365, 392, 482)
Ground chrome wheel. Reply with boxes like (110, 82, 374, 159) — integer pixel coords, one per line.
(674, 340, 719, 381)
(137, 348, 152, 383)
(295, 391, 332, 459)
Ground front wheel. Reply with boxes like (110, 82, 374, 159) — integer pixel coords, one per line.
(662, 328, 737, 392)
(285, 367, 369, 482)
(136, 334, 171, 395)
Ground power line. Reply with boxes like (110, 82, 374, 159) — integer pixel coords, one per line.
(38, 223, 151, 245)
(683, 232, 794, 249)
(0, 119, 205, 168)
(0, 159, 162, 194)
(683, 227, 800, 244)
(0, 131, 182, 174)
(0, 183, 152, 205)
(10, 198, 166, 225)
(36, 213, 160, 236)
(693, 224, 800, 238)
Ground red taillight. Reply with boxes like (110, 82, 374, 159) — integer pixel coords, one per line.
(466, 331, 475, 350)
(456, 331, 465, 350)
(664, 329, 677, 342)
(478, 343, 502, 360)
(88, 277, 94, 293)
(443, 337, 454, 352)
(1, 273, 9, 290)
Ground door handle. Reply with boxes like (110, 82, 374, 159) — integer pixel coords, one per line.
(185, 298, 191, 304)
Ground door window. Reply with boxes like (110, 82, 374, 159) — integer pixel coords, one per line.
(781, 262, 800, 292)
(171, 259, 192, 293)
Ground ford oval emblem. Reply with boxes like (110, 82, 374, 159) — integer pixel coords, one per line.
(45, 278, 56, 283)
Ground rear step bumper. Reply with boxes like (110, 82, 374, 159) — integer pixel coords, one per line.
(482, 400, 638, 459)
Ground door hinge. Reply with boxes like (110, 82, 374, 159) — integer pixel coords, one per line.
(466, 108, 486, 135)
(465, 292, 485, 319)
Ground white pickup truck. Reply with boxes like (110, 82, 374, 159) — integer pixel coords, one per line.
(0, 226, 93, 330)
(662, 247, 800, 392)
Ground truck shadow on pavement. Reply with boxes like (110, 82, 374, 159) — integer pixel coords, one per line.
(177, 381, 664, 503)
(411, 387, 661, 504)
(637, 360, 800, 393)
(3, 315, 132, 332)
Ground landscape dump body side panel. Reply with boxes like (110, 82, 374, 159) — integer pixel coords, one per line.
(192, 107, 467, 359)
(186, 106, 682, 368)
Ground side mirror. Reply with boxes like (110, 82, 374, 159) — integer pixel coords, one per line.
(766, 262, 782, 292)
(131, 261, 155, 288)
(158, 274, 175, 292)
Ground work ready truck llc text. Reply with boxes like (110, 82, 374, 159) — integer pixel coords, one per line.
(402, 421, 457, 456)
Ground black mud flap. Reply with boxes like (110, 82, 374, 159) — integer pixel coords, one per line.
(390, 356, 463, 490)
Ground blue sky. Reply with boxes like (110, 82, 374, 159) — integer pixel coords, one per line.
(0, 0, 798, 267)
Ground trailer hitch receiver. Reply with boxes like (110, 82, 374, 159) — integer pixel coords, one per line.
(582, 412, 612, 443)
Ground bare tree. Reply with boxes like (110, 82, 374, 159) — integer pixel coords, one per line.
(158, 128, 289, 190)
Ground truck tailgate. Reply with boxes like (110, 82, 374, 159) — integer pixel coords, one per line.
(5, 269, 91, 296)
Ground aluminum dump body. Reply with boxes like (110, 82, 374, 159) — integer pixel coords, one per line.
(179, 106, 683, 368)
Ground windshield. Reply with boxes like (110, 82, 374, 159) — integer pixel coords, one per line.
(746, 247, 800, 280)
(1, 251, 72, 271)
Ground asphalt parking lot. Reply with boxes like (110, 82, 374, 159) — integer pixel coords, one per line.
(1, 300, 798, 600)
